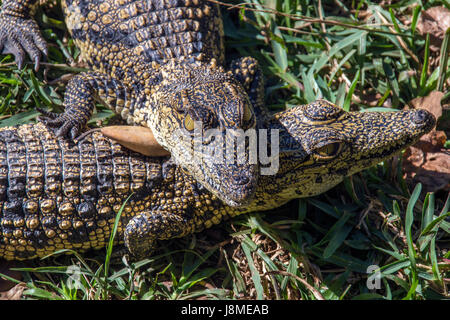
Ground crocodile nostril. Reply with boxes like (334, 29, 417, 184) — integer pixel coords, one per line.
(234, 175, 250, 185)
(413, 109, 429, 124)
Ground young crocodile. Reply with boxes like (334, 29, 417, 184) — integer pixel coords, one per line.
(0, 0, 265, 206)
(0, 100, 435, 260)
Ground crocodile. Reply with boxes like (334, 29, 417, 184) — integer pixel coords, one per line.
(0, 100, 435, 260)
(0, 0, 266, 207)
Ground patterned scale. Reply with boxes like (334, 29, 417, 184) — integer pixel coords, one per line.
(63, 0, 225, 79)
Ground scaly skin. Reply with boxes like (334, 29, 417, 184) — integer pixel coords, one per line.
(0, 0, 264, 207)
(0, 100, 435, 260)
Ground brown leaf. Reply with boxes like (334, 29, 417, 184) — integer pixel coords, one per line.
(403, 92, 449, 193)
(409, 91, 444, 120)
(101, 126, 170, 157)
(403, 132, 450, 193)
(0, 283, 27, 300)
(416, 6, 450, 51)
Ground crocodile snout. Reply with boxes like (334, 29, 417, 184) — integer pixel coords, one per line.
(413, 109, 436, 130)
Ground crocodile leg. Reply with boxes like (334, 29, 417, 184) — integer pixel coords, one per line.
(39, 71, 133, 139)
(0, 0, 47, 71)
(228, 56, 269, 124)
(124, 210, 191, 258)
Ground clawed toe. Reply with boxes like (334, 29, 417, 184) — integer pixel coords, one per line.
(0, 14, 48, 71)
(1, 39, 25, 69)
(38, 112, 82, 140)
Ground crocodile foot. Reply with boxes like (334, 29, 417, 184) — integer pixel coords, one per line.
(0, 13, 47, 71)
(38, 108, 86, 140)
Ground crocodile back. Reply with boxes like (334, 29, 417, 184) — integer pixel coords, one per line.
(62, 0, 225, 80)
(0, 123, 232, 260)
(0, 123, 164, 260)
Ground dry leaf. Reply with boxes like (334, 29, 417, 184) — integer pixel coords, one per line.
(403, 131, 450, 193)
(416, 6, 450, 51)
(410, 91, 444, 120)
(101, 126, 170, 157)
(402, 91, 450, 193)
(0, 283, 27, 300)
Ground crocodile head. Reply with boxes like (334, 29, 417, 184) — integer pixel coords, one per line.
(147, 61, 259, 207)
(252, 100, 436, 208)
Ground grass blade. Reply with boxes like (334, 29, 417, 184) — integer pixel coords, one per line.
(405, 184, 421, 268)
(104, 193, 133, 279)
(241, 235, 264, 299)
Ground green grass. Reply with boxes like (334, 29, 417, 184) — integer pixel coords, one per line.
(0, 0, 449, 300)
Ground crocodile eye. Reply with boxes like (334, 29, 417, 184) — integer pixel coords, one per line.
(314, 142, 343, 160)
(184, 113, 195, 131)
(242, 104, 255, 127)
(243, 105, 253, 122)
